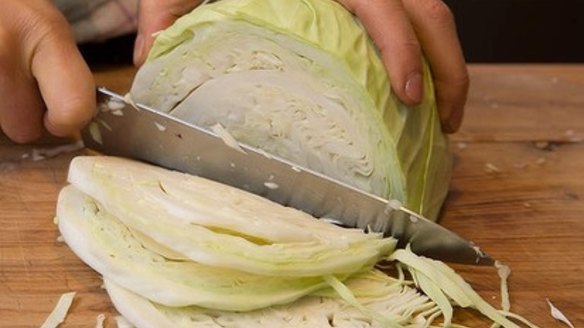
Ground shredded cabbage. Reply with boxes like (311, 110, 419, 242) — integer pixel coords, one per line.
(104, 273, 438, 328)
(389, 249, 523, 328)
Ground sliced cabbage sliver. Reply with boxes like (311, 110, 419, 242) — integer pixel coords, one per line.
(57, 185, 334, 310)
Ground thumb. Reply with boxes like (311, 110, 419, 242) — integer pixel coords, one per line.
(134, 0, 202, 66)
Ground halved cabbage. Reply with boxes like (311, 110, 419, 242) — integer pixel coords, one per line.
(130, 0, 451, 220)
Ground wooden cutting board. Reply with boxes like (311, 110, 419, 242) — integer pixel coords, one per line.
(1, 64, 583, 327)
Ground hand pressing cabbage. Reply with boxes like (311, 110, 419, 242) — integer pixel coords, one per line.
(130, 0, 451, 220)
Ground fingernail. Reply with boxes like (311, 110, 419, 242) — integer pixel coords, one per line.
(133, 34, 144, 66)
(405, 72, 423, 104)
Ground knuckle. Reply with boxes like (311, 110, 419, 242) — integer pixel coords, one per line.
(336, 0, 361, 13)
(1, 1, 72, 61)
(375, 31, 420, 55)
(12, 132, 41, 144)
(441, 79, 469, 107)
(454, 71, 470, 93)
(436, 71, 469, 102)
(422, 0, 454, 23)
(171, 0, 202, 17)
(48, 96, 92, 133)
(378, 34, 421, 58)
(377, 37, 421, 69)
(29, 10, 69, 41)
(401, 37, 421, 53)
(10, 1, 65, 35)
(17, 3, 69, 43)
(448, 70, 469, 88)
(437, 68, 469, 90)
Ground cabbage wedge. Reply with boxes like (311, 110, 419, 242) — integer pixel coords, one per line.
(130, 0, 451, 220)
(57, 185, 333, 310)
(66, 156, 395, 277)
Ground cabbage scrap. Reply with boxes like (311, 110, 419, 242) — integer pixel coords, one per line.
(546, 299, 575, 328)
(40, 292, 76, 328)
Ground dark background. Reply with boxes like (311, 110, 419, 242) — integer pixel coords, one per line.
(80, 0, 584, 65)
(443, 0, 584, 62)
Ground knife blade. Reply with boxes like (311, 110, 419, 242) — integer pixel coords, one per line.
(82, 87, 494, 265)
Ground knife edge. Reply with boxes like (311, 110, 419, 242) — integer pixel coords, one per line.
(82, 87, 494, 266)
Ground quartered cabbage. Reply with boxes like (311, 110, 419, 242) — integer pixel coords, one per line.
(130, 0, 451, 220)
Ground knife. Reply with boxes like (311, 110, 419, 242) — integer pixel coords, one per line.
(82, 87, 494, 266)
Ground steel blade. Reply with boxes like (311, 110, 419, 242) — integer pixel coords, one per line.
(82, 87, 494, 265)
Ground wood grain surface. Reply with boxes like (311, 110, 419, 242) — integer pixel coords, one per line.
(1, 64, 583, 327)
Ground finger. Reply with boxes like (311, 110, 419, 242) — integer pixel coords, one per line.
(134, 0, 202, 66)
(27, 8, 96, 138)
(403, 0, 469, 133)
(0, 48, 45, 144)
(0, 2, 48, 143)
(338, 0, 424, 105)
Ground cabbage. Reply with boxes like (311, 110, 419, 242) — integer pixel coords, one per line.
(57, 156, 538, 327)
(130, 0, 451, 220)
